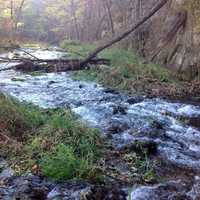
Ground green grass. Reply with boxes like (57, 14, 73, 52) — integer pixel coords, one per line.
(0, 93, 103, 181)
(100, 48, 175, 82)
(72, 69, 99, 82)
(61, 40, 180, 95)
(61, 40, 175, 80)
(60, 39, 96, 59)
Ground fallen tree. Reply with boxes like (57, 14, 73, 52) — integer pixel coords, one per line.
(0, 58, 110, 72)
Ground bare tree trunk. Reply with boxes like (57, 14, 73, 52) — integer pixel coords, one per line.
(136, 0, 142, 52)
(9, 0, 26, 43)
(14, 0, 26, 37)
(104, 0, 115, 37)
(10, 0, 14, 43)
(80, 0, 169, 67)
(95, 14, 107, 40)
(71, 0, 80, 40)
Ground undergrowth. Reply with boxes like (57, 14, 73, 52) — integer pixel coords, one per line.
(61, 40, 181, 95)
(0, 93, 157, 184)
(0, 93, 102, 181)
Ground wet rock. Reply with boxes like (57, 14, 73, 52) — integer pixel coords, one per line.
(186, 117, 200, 130)
(107, 121, 130, 134)
(48, 81, 57, 85)
(151, 120, 164, 130)
(86, 185, 127, 200)
(74, 101, 83, 107)
(47, 181, 91, 200)
(131, 181, 189, 200)
(0, 176, 127, 200)
(0, 176, 52, 200)
(0, 158, 8, 171)
(0, 168, 14, 180)
(48, 184, 127, 200)
(131, 178, 200, 200)
(127, 97, 144, 105)
(103, 88, 119, 95)
(125, 140, 157, 155)
(79, 84, 84, 89)
(112, 105, 127, 115)
(187, 176, 200, 199)
(0, 159, 13, 182)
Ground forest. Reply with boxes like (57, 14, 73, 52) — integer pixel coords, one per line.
(0, 0, 200, 199)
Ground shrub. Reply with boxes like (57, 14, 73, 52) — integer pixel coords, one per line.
(40, 144, 78, 180)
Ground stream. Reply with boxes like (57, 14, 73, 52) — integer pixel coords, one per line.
(1, 48, 200, 199)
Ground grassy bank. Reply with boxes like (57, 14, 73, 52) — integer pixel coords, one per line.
(0, 93, 102, 181)
(61, 40, 200, 100)
(0, 93, 159, 184)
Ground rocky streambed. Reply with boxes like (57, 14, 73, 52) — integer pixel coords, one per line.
(1, 48, 200, 199)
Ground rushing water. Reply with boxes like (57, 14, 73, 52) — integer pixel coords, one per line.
(1, 48, 200, 199)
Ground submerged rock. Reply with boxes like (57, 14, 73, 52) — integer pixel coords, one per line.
(107, 120, 130, 134)
(0, 176, 52, 200)
(131, 177, 200, 200)
(131, 181, 189, 200)
(103, 88, 119, 95)
(112, 105, 127, 115)
(126, 97, 144, 105)
(0, 169, 14, 181)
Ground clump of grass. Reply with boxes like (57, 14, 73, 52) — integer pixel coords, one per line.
(0, 94, 103, 181)
(124, 150, 158, 184)
(40, 144, 98, 181)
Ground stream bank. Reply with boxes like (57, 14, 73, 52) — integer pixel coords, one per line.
(1, 47, 200, 199)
